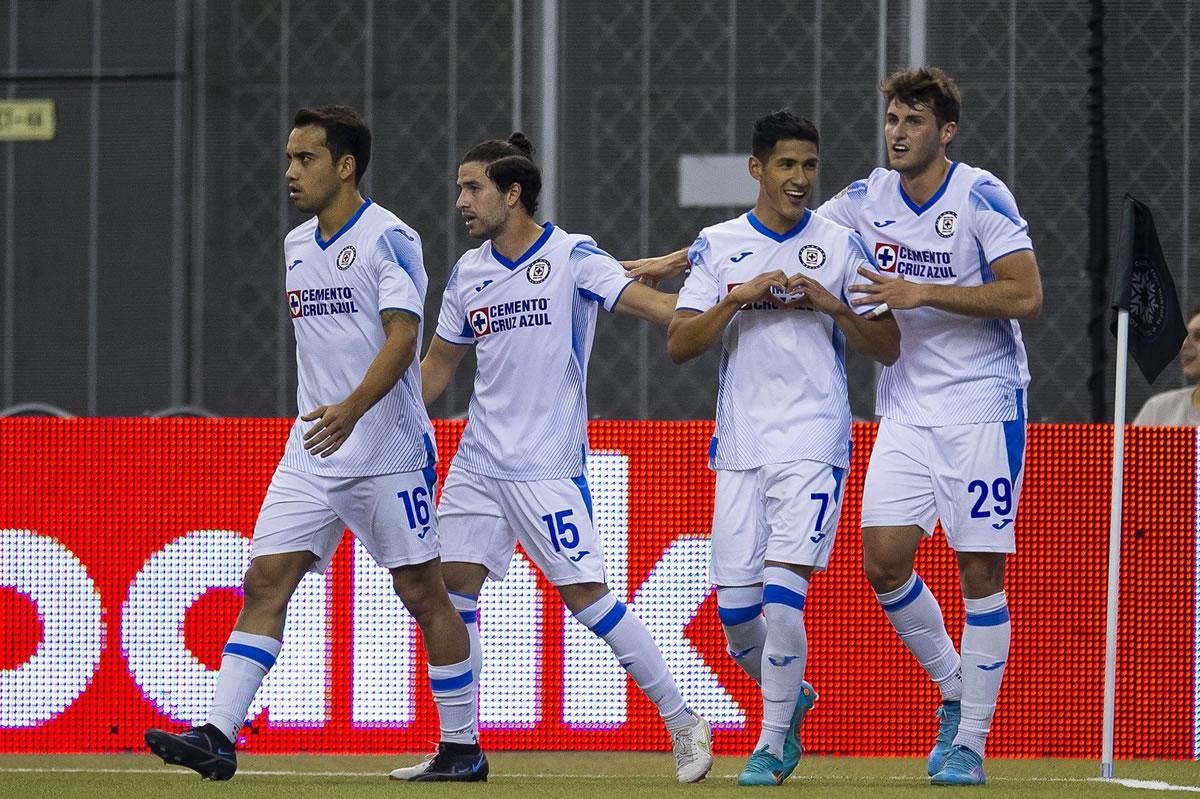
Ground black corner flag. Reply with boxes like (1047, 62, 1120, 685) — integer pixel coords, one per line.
(1110, 194, 1187, 384)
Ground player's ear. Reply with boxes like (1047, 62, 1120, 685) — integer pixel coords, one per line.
(338, 153, 357, 182)
(748, 155, 763, 182)
(505, 181, 523, 210)
(940, 120, 957, 147)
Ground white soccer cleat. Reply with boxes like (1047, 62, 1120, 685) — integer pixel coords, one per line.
(388, 750, 436, 780)
(670, 714, 713, 783)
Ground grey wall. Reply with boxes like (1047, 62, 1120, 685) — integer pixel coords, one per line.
(2, 0, 1196, 420)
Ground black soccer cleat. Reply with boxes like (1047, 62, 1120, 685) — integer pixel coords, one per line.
(144, 724, 237, 781)
(389, 741, 489, 782)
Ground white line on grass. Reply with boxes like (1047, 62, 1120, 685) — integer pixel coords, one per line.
(1, 766, 1199, 790)
(1095, 779, 1200, 793)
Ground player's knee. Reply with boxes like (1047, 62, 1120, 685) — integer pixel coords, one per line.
(391, 562, 449, 622)
(863, 557, 911, 594)
(241, 561, 298, 610)
(957, 552, 1006, 597)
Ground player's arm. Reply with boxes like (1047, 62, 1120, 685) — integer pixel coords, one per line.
(849, 249, 1042, 320)
(421, 336, 471, 406)
(667, 270, 789, 363)
(612, 281, 678, 327)
(621, 248, 690, 287)
(302, 309, 419, 458)
(788, 274, 900, 365)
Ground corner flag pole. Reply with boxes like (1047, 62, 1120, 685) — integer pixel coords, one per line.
(1100, 308, 1129, 780)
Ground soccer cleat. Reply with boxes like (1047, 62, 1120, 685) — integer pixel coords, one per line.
(670, 714, 714, 783)
(930, 744, 986, 786)
(144, 725, 237, 781)
(927, 699, 962, 776)
(781, 680, 818, 780)
(738, 745, 786, 786)
(388, 741, 488, 782)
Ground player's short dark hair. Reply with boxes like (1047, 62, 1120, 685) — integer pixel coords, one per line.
(486, 155, 541, 216)
(880, 67, 961, 128)
(462, 132, 536, 165)
(751, 110, 820, 161)
(1189, 300, 1200, 321)
(292, 105, 371, 184)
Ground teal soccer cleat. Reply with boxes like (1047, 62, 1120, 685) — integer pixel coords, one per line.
(781, 680, 819, 779)
(930, 744, 986, 786)
(927, 699, 962, 775)
(738, 745, 787, 786)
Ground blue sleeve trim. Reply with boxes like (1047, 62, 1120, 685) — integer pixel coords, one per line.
(676, 306, 707, 315)
(607, 278, 636, 313)
(435, 331, 474, 346)
(717, 604, 763, 626)
(380, 307, 421, 322)
(458, 610, 478, 625)
(988, 246, 1034, 267)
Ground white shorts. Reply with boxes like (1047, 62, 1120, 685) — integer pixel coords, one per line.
(436, 466, 607, 586)
(709, 459, 846, 586)
(252, 464, 441, 573)
(860, 415, 1027, 553)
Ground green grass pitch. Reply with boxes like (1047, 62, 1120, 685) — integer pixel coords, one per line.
(1, 752, 1197, 798)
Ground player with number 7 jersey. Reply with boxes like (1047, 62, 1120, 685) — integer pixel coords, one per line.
(400, 133, 714, 785)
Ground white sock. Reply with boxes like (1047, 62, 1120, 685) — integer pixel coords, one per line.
(716, 585, 766, 684)
(954, 592, 1010, 758)
(206, 631, 282, 744)
(755, 567, 809, 759)
(429, 657, 478, 744)
(448, 591, 482, 684)
(574, 592, 691, 731)
(876, 573, 962, 701)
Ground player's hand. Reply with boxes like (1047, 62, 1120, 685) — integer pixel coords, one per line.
(301, 401, 364, 458)
(786, 274, 845, 315)
(622, 256, 685, 288)
(849, 266, 926, 310)
(726, 269, 790, 307)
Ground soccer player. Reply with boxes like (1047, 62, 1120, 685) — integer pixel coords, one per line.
(626, 67, 1042, 786)
(145, 105, 486, 782)
(667, 110, 899, 786)
(820, 67, 1041, 787)
(390, 133, 714, 784)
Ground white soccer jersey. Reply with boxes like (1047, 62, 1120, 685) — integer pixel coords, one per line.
(434, 223, 634, 481)
(278, 200, 436, 477)
(677, 209, 880, 471)
(817, 163, 1033, 426)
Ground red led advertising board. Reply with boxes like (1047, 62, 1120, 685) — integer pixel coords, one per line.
(0, 419, 1194, 757)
